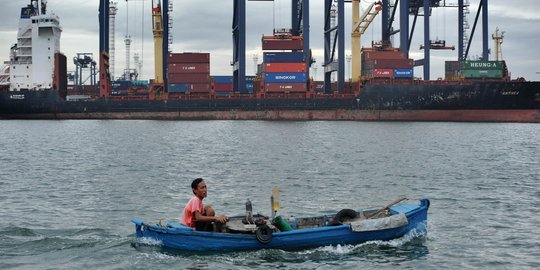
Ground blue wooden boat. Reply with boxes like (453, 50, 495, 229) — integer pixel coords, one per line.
(131, 198, 429, 251)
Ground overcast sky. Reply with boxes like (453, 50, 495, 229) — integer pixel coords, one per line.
(1, 0, 539, 81)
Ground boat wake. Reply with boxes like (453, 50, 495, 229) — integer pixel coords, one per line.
(135, 236, 163, 246)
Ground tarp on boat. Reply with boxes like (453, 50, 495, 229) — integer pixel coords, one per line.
(350, 213, 408, 232)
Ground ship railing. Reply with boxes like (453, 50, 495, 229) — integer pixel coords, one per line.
(4, 61, 32, 65)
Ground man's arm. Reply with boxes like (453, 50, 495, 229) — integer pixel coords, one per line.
(193, 211, 228, 223)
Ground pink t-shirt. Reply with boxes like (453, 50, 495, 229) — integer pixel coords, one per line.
(181, 196, 203, 228)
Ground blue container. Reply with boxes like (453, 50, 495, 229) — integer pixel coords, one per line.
(168, 83, 190, 93)
(264, 72, 307, 83)
(263, 52, 306, 63)
(215, 91, 233, 95)
(212, 76, 233, 84)
(245, 76, 256, 82)
(112, 80, 132, 91)
(394, 68, 414, 78)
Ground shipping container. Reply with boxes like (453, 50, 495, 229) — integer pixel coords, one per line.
(463, 69, 503, 78)
(189, 83, 212, 93)
(112, 80, 132, 90)
(445, 61, 463, 70)
(168, 53, 210, 63)
(168, 73, 211, 84)
(463, 61, 504, 70)
(215, 91, 232, 95)
(213, 83, 233, 92)
(362, 59, 414, 69)
(371, 69, 394, 78)
(394, 68, 414, 78)
(361, 51, 405, 60)
(262, 39, 304, 50)
(264, 62, 307, 73)
(168, 63, 210, 74)
(168, 83, 190, 93)
(264, 72, 307, 83)
(265, 83, 307, 92)
(263, 52, 306, 63)
(313, 81, 325, 92)
(168, 83, 212, 93)
(212, 76, 233, 84)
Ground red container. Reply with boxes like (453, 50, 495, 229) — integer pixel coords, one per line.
(362, 51, 405, 60)
(262, 39, 304, 50)
(168, 63, 210, 74)
(372, 69, 394, 78)
(168, 73, 211, 84)
(213, 83, 233, 92)
(168, 53, 210, 63)
(362, 59, 413, 69)
(189, 83, 211, 93)
(313, 81, 324, 92)
(264, 62, 306, 73)
(265, 83, 306, 92)
(253, 80, 263, 93)
(330, 82, 352, 92)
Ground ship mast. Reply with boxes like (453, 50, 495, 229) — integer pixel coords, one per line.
(492, 27, 504, 61)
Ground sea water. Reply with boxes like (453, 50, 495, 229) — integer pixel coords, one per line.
(0, 120, 538, 269)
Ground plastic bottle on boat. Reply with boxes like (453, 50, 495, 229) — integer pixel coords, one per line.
(289, 216, 297, 229)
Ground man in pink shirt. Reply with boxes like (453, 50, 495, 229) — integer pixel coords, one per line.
(181, 178, 228, 231)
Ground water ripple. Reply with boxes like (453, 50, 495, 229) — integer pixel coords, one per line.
(0, 121, 538, 269)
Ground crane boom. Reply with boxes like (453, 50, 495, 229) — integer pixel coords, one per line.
(352, 1, 382, 83)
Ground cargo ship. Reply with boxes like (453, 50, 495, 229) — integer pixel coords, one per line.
(1, 0, 539, 122)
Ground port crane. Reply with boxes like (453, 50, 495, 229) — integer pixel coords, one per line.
(351, 0, 382, 83)
(97, 0, 494, 97)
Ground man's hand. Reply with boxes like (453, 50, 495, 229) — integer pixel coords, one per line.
(215, 215, 229, 223)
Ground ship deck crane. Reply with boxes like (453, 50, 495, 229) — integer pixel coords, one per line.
(351, 0, 382, 83)
(152, 0, 164, 84)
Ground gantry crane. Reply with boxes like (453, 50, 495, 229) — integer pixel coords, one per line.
(351, 0, 382, 83)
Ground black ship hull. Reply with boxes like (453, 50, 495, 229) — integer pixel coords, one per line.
(1, 81, 539, 122)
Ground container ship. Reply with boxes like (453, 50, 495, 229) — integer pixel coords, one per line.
(1, 0, 539, 122)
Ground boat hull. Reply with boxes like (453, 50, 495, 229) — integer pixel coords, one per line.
(3, 109, 539, 122)
(1, 81, 539, 122)
(132, 199, 429, 252)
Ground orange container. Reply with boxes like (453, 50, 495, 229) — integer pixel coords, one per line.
(264, 62, 307, 73)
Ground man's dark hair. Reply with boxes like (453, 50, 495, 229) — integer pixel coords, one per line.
(191, 178, 204, 194)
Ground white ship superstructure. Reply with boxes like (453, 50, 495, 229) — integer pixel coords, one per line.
(6, 0, 61, 91)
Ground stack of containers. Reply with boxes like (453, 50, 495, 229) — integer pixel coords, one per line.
(263, 51, 307, 92)
(462, 60, 505, 79)
(361, 50, 414, 79)
(167, 53, 211, 94)
(212, 76, 233, 95)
